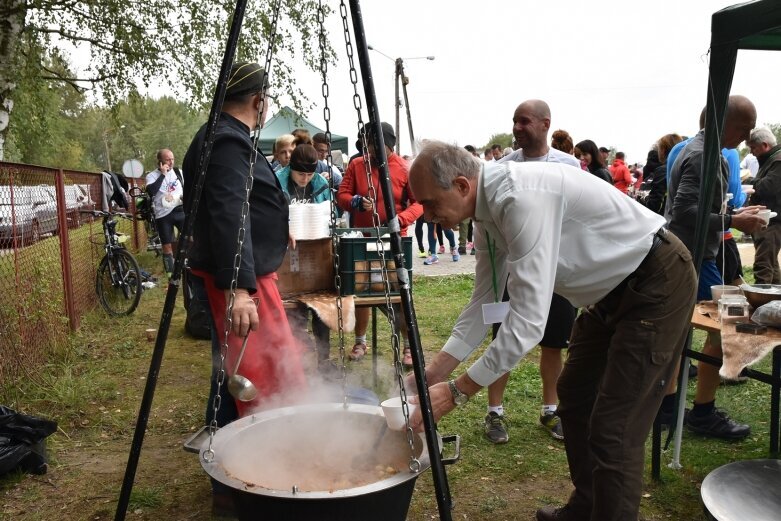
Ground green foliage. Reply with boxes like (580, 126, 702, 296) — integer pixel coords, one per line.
(481, 132, 513, 151)
(21, 0, 335, 111)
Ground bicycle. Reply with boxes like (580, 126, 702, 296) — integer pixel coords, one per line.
(128, 186, 162, 255)
(83, 209, 143, 316)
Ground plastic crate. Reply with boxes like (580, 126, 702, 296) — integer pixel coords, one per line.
(337, 230, 412, 297)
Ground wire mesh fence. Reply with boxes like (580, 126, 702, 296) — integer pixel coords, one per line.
(0, 162, 146, 395)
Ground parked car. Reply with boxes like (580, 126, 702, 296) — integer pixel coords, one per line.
(41, 184, 95, 228)
(0, 185, 58, 246)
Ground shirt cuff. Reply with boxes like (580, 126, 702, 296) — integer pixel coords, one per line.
(442, 335, 474, 362)
(466, 356, 505, 387)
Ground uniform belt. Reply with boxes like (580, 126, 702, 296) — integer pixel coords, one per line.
(648, 227, 669, 257)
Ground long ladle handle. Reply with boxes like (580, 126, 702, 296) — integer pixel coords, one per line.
(232, 331, 251, 375)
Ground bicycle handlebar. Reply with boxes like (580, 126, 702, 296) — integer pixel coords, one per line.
(80, 209, 134, 220)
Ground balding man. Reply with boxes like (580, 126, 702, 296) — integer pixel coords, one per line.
(407, 141, 696, 521)
(747, 127, 781, 284)
(481, 99, 581, 444)
(665, 95, 765, 440)
(145, 148, 184, 275)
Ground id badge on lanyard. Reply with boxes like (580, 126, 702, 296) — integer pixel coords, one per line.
(481, 230, 510, 325)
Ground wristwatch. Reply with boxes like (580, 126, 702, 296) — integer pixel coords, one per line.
(448, 380, 469, 406)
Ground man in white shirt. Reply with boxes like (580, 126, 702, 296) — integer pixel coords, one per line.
(481, 99, 582, 444)
(407, 141, 696, 521)
(145, 148, 184, 274)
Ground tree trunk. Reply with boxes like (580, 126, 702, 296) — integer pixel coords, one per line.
(0, 0, 26, 160)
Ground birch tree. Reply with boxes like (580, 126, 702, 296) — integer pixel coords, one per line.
(0, 0, 334, 159)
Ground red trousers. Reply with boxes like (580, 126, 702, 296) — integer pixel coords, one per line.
(194, 270, 307, 417)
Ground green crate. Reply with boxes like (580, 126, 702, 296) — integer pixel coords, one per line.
(337, 231, 413, 297)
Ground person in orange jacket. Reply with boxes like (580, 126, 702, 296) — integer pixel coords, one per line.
(609, 151, 633, 193)
(337, 122, 423, 365)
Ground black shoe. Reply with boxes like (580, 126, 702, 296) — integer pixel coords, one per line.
(457, 246, 467, 254)
(685, 407, 751, 440)
(657, 407, 690, 428)
(536, 504, 588, 521)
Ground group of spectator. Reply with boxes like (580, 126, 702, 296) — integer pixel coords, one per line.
(150, 58, 781, 520)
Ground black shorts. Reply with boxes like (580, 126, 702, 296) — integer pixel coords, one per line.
(156, 206, 185, 245)
(492, 292, 576, 349)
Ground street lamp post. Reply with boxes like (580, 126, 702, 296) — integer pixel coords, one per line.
(368, 45, 434, 156)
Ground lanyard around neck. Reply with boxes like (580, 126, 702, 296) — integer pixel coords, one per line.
(485, 230, 498, 302)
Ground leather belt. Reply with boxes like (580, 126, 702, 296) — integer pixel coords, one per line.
(647, 227, 669, 257)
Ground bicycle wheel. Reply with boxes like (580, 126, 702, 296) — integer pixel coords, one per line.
(96, 249, 143, 316)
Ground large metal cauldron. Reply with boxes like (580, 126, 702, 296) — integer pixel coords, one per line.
(201, 403, 433, 521)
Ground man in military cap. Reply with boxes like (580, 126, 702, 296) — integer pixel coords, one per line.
(182, 62, 307, 516)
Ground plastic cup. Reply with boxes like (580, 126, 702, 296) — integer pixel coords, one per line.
(710, 285, 740, 302)
(758, 209, 772, 224)
(381, 397, 417, 431)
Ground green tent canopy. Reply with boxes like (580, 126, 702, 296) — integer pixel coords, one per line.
(258, 106, 349, 156)
(694, 0, 781, 271)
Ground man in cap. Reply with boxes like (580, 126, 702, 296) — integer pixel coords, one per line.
(406, 140, 696, 521)
(182, 61, 307, 515)
(337, 121, 423, 365)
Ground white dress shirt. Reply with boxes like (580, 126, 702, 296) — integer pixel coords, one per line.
(442, 161, 665, 386)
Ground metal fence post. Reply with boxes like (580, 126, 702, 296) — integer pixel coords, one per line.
(55, 169, 78, 330)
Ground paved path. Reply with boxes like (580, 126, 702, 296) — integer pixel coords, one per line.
(410, 228, 476, 277)
(413, 232, 768, 279)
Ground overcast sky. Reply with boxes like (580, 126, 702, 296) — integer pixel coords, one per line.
(255, 0, 779, 163)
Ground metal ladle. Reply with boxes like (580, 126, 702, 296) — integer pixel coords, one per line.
(227, 331, 257, 402)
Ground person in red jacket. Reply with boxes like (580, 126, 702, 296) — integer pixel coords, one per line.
(609, 151, 633, 194)
(337, 122, 423, 364)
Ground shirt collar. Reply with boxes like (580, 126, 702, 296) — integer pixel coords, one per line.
(474, 163, 490, 223)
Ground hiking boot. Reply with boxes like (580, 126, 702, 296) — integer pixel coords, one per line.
(685, 407, 750, 440)
(451, 247, 460, 262)
(540, 412, 564, 440)
(484, 412, 509, 444)
(458, 245, 467, 254)
(536, 504, 588, 521)
(657, 407, 689, 428)
(423, 254, 439, 265)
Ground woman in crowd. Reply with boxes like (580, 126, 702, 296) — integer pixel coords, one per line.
(575, 139, 613, 184)
(276, 144, 332, 204)
(647, 133, 684, 214)
(551, 129, 574, 154)
(276, 144, 335, 376)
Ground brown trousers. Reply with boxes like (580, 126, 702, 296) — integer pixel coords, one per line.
(752, 222, 781, 284)
(557, 231, 696, 521)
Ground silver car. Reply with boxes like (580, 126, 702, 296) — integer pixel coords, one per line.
(0, 185, 58, 246)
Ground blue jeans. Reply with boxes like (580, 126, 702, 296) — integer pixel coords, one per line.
(427, 222, 455, 254)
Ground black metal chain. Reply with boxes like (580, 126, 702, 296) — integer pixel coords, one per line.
(318, 0, 348, 392)
(339, 0, 417, 471)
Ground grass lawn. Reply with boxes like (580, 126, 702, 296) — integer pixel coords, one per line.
(0, 260, 777, 520)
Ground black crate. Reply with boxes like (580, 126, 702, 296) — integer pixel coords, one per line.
(337, 231, 413, 297)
